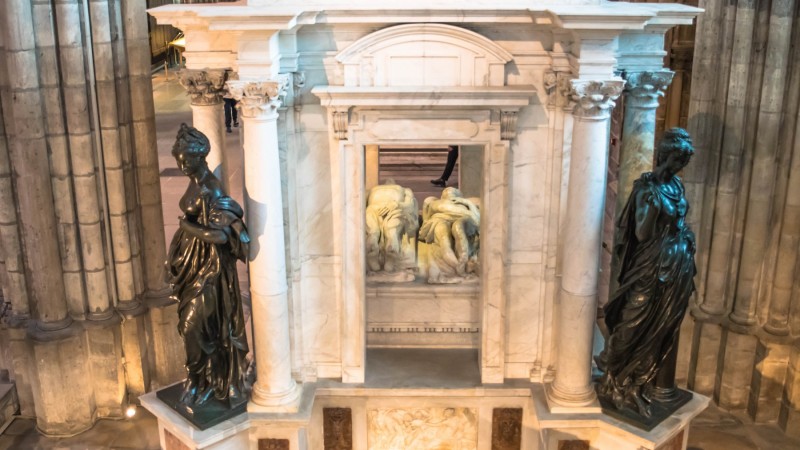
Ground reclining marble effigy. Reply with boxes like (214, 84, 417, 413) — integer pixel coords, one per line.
(419, 187, 480, 284)
(365, 180, 419, 282)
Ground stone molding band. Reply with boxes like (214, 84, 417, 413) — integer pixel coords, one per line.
(177, 69, 230, 105)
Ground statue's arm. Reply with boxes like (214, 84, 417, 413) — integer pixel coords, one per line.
(634, 187, 660, 242)
(180, 218, 228, 244)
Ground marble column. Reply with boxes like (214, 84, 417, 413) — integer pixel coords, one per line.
(549, 79, 624, 407)
(616, 71, 673, 215)
(178, 69, 230, 192)
(227, 78, 300, 409)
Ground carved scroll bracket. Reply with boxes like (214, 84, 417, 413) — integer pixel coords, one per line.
(332, 107, 352, 140)
(500, 110, 518, 141)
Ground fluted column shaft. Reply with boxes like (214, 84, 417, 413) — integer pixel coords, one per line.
(179, 69, 230, 192)
(730, 0, 796, 326)
(121, 0, 170, 301)
(228, 78, 299, 409)
(90, 0, 142, 313)
(550, 79, 624, 407)
(2, 0, 71, 329)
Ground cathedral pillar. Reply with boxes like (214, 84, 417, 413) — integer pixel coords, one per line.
(178, 69, 231, 192)
(549, 79, 624, 407)
(227, 78, 300, 410)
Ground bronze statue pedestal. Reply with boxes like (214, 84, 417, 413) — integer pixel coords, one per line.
(595, 384, 693, 431)
(156, 383, 247, 430)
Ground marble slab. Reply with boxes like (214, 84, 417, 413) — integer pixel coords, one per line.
(367, 407, 478, 450)
(366, 281, 480, 348)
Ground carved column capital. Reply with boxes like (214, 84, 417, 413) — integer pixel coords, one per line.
(624, 70, 674, 109)
(570, 79, 625, 119)
(226, 77, 289, 119)
(177, 69, 229, 105)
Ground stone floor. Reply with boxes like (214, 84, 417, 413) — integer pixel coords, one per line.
(3, 71, 800, 450)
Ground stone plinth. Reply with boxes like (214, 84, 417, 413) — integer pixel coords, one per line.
(536, 385, 709, 450)
(366, 280, 480, 348)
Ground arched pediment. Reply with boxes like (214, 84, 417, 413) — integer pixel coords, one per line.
(336, 24, 513, 88)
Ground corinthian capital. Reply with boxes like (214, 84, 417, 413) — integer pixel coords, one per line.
(177, 69, 229, 105)
(226, 77, 289, 119)
(570, 80, 625, 118)
(624, 71, 674, 108)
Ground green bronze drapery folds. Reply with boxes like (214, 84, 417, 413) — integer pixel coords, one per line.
(166, 123, 250, 410)
(597, 128, 697, 419)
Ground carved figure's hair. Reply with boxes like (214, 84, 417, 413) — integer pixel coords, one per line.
(656, 127, 694, 165)
(172, 123, 210, 158)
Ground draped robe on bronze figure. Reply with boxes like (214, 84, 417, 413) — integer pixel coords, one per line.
(167, 193, 249, 403)
(598, 172, 697, 411)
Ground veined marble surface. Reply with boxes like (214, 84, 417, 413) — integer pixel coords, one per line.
(368, 407, 478, 450)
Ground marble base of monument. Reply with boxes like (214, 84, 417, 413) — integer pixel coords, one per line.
(596, 385, 693, 431)
(155, 383, 248, 431)
(536, 385, 709, 450)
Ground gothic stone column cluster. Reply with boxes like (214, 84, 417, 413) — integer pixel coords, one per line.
(679, 0, 800, 437)
(0, 0, 184, 435)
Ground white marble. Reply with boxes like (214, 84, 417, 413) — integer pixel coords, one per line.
(365, 182, 419, 277)
(227, 79, 300, 409)
(190, 103, 227, 189)
(366, 281, 480, 348)
(550, 79, 624, 407)
(419, 189, 480, 284)
(367, 407, 478, 449)
(148, 3, 702, 437)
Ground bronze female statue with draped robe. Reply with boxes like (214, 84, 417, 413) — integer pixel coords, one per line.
(597, 128, 697, 421)
(166, 124, 250, 413)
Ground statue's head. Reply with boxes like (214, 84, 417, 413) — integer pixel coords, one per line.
(441, 187, 463, 199)
(172, 123, 210, 177)
(656, 128, 694, 174)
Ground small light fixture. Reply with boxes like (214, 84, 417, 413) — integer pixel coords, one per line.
(126, 405, 137, 418)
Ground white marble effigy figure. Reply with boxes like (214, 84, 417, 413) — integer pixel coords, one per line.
(419, 187, 480, 284)
(365, 180, 419, 281)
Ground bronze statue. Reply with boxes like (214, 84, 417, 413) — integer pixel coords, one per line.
(166, 124, 250, 411)
(597, 128, 697, 420)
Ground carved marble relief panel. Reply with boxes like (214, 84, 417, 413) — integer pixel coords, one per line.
(491, 408, 523, 450)
(367, 407, 478, 450)
(324, 407, 353, 450)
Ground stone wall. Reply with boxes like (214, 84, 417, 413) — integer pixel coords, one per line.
(0, 0, 184, 436)
(680, 0, 800, 438)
